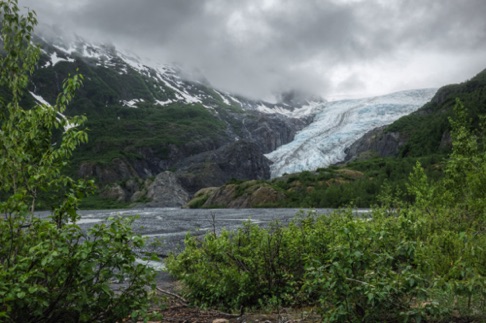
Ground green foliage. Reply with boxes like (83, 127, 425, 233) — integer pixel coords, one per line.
(71, 103, 226, 165)
(0, 216, 156, 322)
(167, 99, 486, 321)
(0, 1, 157, 321)
(166, 214, 329, 309)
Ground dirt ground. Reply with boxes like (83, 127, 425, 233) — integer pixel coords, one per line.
(157, 300, 321, 323)
(146, 277, 321, 323)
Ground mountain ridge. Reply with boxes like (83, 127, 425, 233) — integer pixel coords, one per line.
(345, 68, 486, 161)
(27, 35, 316, 207)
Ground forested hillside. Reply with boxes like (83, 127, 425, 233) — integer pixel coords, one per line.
(382, 68, 486, 157)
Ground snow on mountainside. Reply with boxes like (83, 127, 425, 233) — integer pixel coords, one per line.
(40, 37, 215, 109)
(36, 35, 320, 118)
(265, 89, 437, 178)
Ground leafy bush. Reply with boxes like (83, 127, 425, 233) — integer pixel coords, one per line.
(166, 214, 322, 309)
(0, 216, 156, 322)
(0, 1, 157, 321)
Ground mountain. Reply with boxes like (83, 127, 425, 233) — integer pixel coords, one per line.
(188, 68, 486, 209)
(345, 68, 486, 161)
(265, 89, 437, 178)
(27, 35, 322, 207)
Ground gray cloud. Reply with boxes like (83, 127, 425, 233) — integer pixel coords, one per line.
(19, 0, 486, 100)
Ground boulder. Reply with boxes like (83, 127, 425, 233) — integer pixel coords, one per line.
(145, 171, 190, 207)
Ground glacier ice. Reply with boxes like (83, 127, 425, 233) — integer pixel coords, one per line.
(265, 89, 437, 178)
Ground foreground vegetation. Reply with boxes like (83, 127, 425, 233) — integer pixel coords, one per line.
(167, 99, 486, 322)
(0, 2, 157, 321)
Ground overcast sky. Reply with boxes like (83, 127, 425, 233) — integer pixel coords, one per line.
(19, 0, 486, 101)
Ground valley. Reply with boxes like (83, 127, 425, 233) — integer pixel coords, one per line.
(2, 2, 485, 321)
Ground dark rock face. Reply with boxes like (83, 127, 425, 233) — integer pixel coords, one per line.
(344, 126, 405, 162)
(242, 114, 307, 153)
(79, 159, 140, 184)
(175, 140, 271, 194)
(439, 130, 452, 151)
(99, 172, 190, 207)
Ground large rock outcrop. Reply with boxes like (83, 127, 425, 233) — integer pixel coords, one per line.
(100, 171, 190, 207)
(238, 113, 307, 153)
(344, 126, 405, 162)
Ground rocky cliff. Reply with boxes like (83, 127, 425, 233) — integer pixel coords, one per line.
(175, 140, 272, 194)
(344, 126, 405, 161)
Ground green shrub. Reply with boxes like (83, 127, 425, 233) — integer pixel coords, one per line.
(0, 2, 157, 321)
(0, 216, 156, 322)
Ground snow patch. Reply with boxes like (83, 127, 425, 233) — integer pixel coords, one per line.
(154, 72, 205, 106)
(121, 99, 144, 108)
(48, 52, 75, 67)
(256, 101, 324, 118)
(52, 43, 77, 56)
(155, 99, 174, 106)
(29, 91, 51, 106)
(228, 95, 243, 107)
(214, 90, 231, 105)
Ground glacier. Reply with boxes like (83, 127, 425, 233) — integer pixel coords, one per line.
(265, 88, 437, 178)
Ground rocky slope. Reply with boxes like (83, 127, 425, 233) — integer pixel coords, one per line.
(343, 125, 405, 161)
(187, 181, 285, 209)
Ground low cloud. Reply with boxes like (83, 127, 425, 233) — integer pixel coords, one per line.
(20, 0, 486, 100)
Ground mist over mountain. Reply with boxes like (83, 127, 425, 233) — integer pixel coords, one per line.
(21, 0, 486, 102)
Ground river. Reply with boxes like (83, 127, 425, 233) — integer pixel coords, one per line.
(38, 207, 366, 271)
